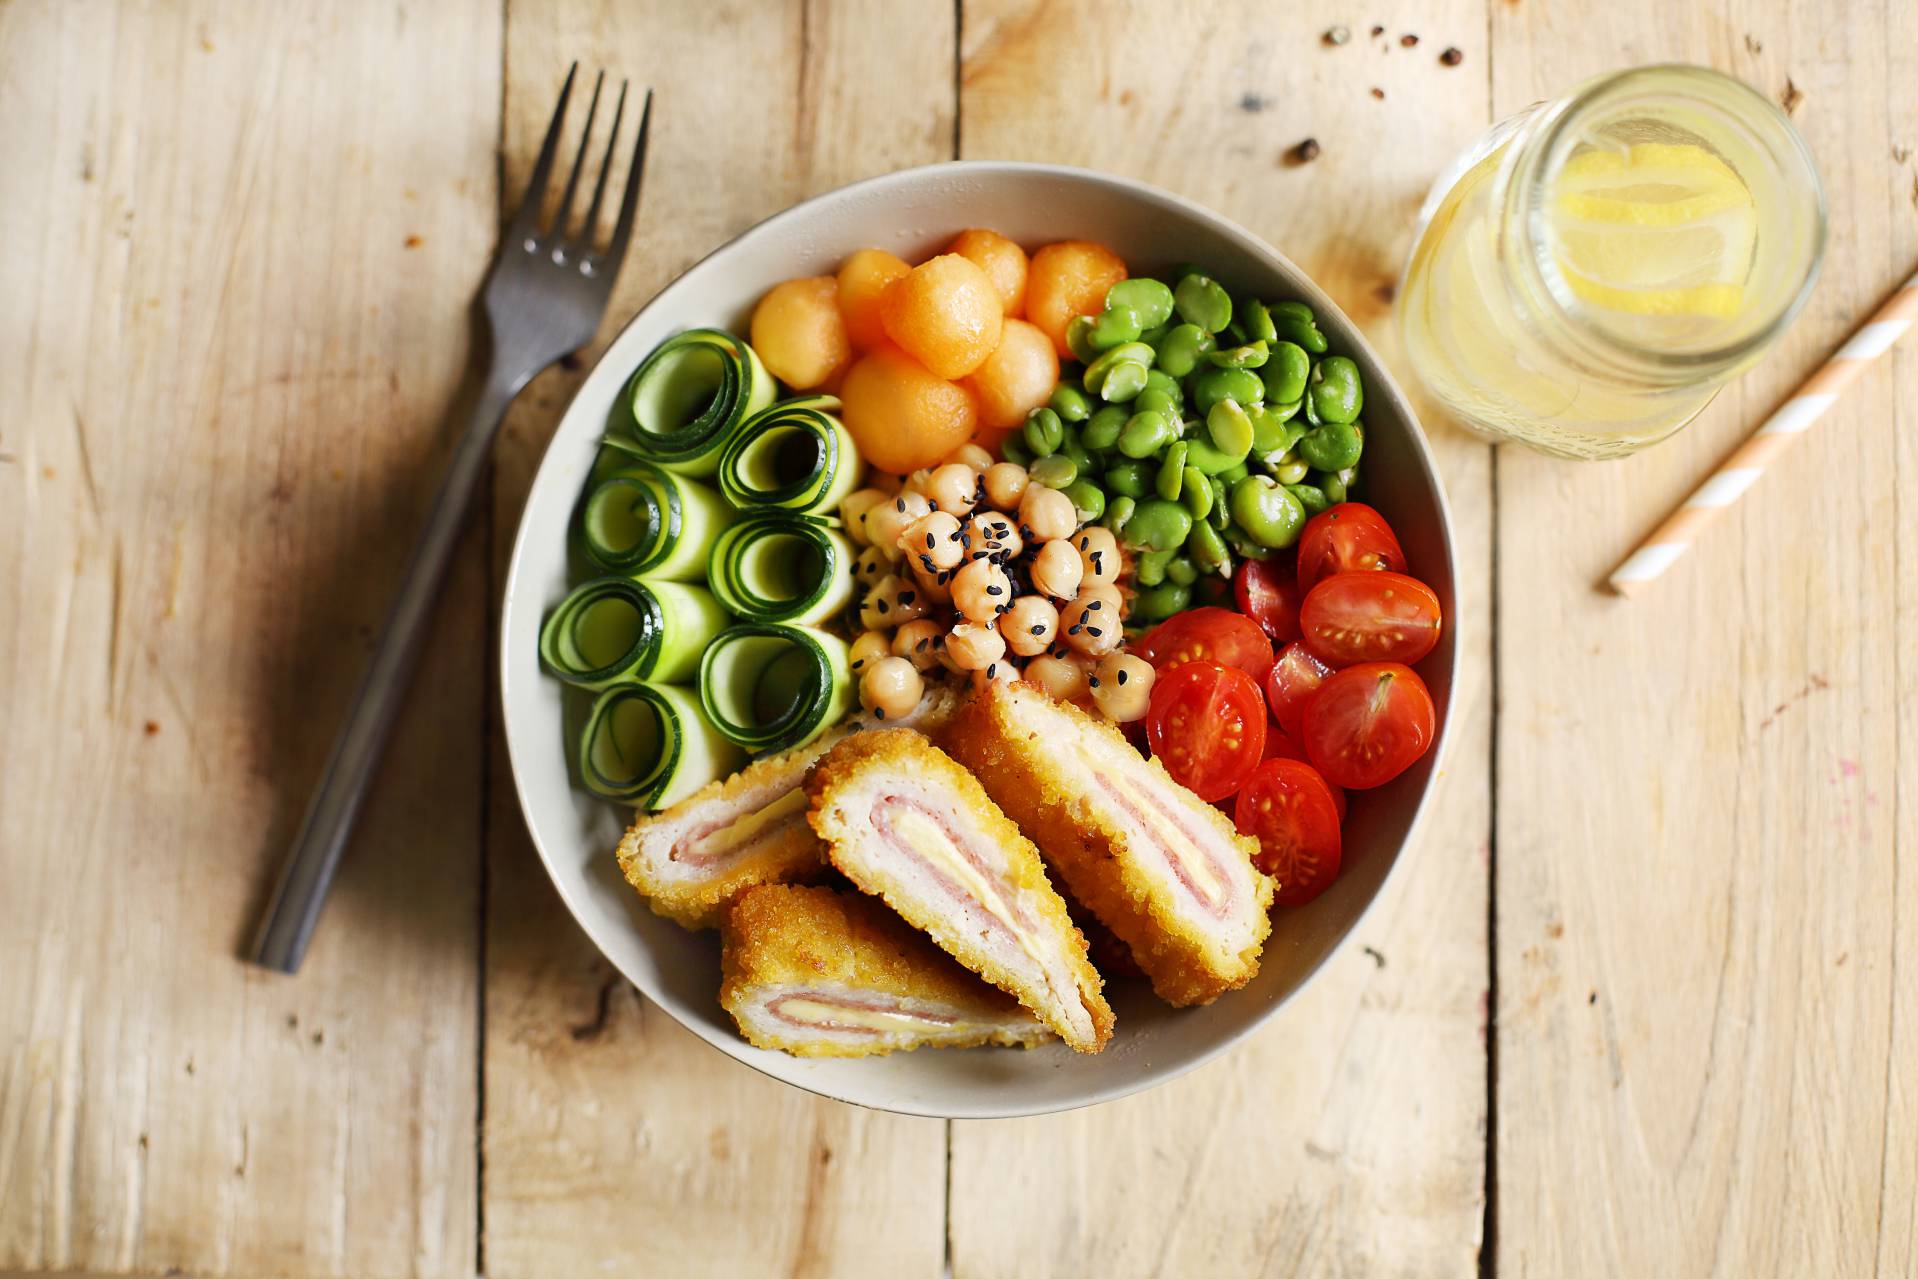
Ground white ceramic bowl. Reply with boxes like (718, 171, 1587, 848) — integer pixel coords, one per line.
(500, 162, 1457, 1118)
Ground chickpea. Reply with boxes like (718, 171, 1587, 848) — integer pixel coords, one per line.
(970, 659, 1017, 693)
(1076, 526, 1121, 587)
(1019, 483, 1077, 542)
(1029, 539, 1084, 599)
(854, 544, 890, 589)
(925, 462, 983, 517)
(966, 510, 1023, 561)
(892, 618, 945, 671)
(944, 620, 1008, 671)
(1090, 652, 1155, 722)
(840, 487, 889, 547)
(982, 461, 1029, 510)
(849, 630, 893, 674)
(945, 442, 995, 472)
(860, 655, 924, 722)
(950, 557, 1013, 625)
(999, 595, 1059, 657)
(903, 510, 964, 573)
(864, 491, 931, 558)
(1059, 589, 1121, 656)
(906, 554, 954, 607)
(902, 468, 934, 499)
(1081, 582, 1126, 621)
(860, 574, 929, 631)
(1022, 653, 1089, 702)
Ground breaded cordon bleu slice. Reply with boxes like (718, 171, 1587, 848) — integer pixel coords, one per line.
(807, 729, 1115, 1053)
(946, 681, 1275, 1007)
(719, 884, 1053, 1057)
(617, 687, 963, 930)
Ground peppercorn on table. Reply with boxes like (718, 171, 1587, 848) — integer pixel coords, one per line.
(2, 3, 1912, 1277)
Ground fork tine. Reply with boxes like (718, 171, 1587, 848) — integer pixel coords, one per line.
(604, 88, 654, 269)
(579, 80, 629, 249)
(508, 63, 579, 237)
(551, 70, 605, 244)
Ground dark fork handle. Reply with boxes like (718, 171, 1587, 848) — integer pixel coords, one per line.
(251, 363, 527, 973)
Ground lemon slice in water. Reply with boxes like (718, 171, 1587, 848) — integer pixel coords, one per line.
(1548, 142, 1757, 320)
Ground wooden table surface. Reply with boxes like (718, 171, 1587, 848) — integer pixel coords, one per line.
(3, 2, 1912, 1276)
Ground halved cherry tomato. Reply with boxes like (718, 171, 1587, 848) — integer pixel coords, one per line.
(1145, 660, 1267, 801)
(1234, 758, 1343, 905)
(1232, 558, 1302, 645)
(1262, 729, 1345, 818)
(1264, 641, 1335, 739)
(1301, 661, 1437, 790)
(1131, 606, 1275, 685)
(1297, 502, 1406, 595)
(1300, 570, 1443, 667)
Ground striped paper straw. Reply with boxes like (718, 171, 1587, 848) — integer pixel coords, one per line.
(1609, 270, 1918, 595)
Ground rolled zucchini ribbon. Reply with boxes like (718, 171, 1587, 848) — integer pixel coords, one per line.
(715, 395, 865, 517)
(579, 682, 745, 809)
(615, 328, 775, 477)
(699, 623, 853, 756)
(706, 513, 856, 626)
(539, 576, 732, 689)
(577, 458, 736, 580)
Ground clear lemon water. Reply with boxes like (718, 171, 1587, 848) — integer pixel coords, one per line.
(1399, 65, 1825, 459)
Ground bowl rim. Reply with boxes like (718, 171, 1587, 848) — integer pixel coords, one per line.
(499, 159, 1460, 1118)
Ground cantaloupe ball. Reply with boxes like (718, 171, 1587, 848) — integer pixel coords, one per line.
(836, 248, 911, 352)
(879, 254, 1005, 380)
(947, 228, 1029, 317)
(749, 277, 850, 390)
(1026, 240, 1128, 357)
(965, 318, 1059, 431)
(839, 344, 979, 474)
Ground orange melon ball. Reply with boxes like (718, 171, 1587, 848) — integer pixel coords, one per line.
(947, 228, 1029, 317)
(965, 318, 1060, 431)
(750, 276, 850, 390)
(1026, 240, 1128, 357)
(879, 254, 1005, 380)
(838, 345, 979, 475)
(836, 248, 911, 352)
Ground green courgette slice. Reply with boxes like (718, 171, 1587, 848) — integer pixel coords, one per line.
(706, 513, 856, 626)
(539, 576, 732, 689)
(698, 623, 853, 756)
(714, 395, 864, 516)
(615, 328, 775, 477)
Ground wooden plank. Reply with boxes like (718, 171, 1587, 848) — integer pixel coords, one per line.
(480, 4, 954, 1277)
(0, 2, 498, 1276)
(1488, 3, 1914, 1273)
(949, 4, 1493, 1275)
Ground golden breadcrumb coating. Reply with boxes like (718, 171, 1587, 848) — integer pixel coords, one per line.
(806, 729, 1115, 1052)
(945, 682, 1274, 1007)
(719, 884, 1051, 1057)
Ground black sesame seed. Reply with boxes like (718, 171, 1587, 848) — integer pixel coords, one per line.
(916, 638, 930, 651)
(1079, 535, 1090, 549)
(876, 599, 889, 614)
(1088, 599, 1102, 610)
(925, 533, 935, 548)
(1030, 624, 1045, 635)
(986, 663, 997, 679)
(1117, 669, 1129, 685)
(1068, 624, 1084, 635)
(985, 584, 1003, 596)
(1089, 676, 1101, 688)
(874, 707, 886, 719)
(1087, 626, 1103, 637)
(899, 590, 916, 606)
(895, 498, 905, 512)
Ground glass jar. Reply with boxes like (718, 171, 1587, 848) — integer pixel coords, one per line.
(1397, 64, 1826, 459)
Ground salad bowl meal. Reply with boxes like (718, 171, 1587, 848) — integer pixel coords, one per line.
(500, 161, 1457, 1118)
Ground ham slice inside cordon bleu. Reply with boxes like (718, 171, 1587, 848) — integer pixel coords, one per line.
(807, 729, 1115, 1053)
(947, 681, 1275, 1007)
(720, 884, 1052, 1057)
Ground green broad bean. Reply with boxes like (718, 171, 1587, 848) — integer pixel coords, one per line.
(1143, 368, 1184, 404)
(1133, 581, 1192, 623)
(1049, 383, 1092, 422)
(1275, 455, 1310, 485)
(1225, 527, 1275, 561)
(1261, 340, 1311, 405)
(1098, 360, 1148, 403)
(1000, 434, 1033, 466)
(1156, 442, 1188, 501)
(1082, 404, 1128, 451)
(1286, 483, 1330, 517)
(1242, 298, 1278, 344)
(1308, 355, 1363, 424)
(1205, 399, 1255, 459)
(1125, 498, 1194, 552)
(1103, 494, 1137, 534)
(1184, 437, 1241, 475)
(1083, 341, 1155, 392)
(1066, 314, 1101, 363)
(1028, 453, 1078, 489)
(1166, 556, 1199, 586)
(1180, 466, 1213, 521)
(1268, 300, 1328, 354)
(1134, 547, 1174, 587)
(1173, 274, 1233, 334)
(1107, 278, 1177, 330)
(1217, 461, 1250, 485)
(1207, 479, 1231, 529)
(1023, 407, 1064, 458)
(1298, 421, 1363, 472)
(1187, 518, 1230, 574)
(1060, 435, 1094, 475)
(1171, 262, 1206, 282)
(1088, 304, 1144, 351)
(1228, 475, 1306, 549)
(1248, 405, 1289, 454)
(1319, 466, 1356, 505)
(1153, 323, 1214, 378)
(1138, 321, 1172, 346)
(1224, 320, 1249, 347)
(1117, 408, 1179, 459)
(1062, 479, 1106, 525)
(1190, 365, 1265, 416)
(1104, 460, 1152, 498)
(1207, 339, 1270, 370)
(1132, 386, 1180, 419)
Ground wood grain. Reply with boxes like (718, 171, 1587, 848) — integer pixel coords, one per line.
(948, 4, 1493, 1275)
(478, 4, 954, 1277)
(0, 2, 498, 1276)
(1488, 4, 1916, 1274)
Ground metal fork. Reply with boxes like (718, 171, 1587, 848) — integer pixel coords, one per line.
(251, 66, 652, 973)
